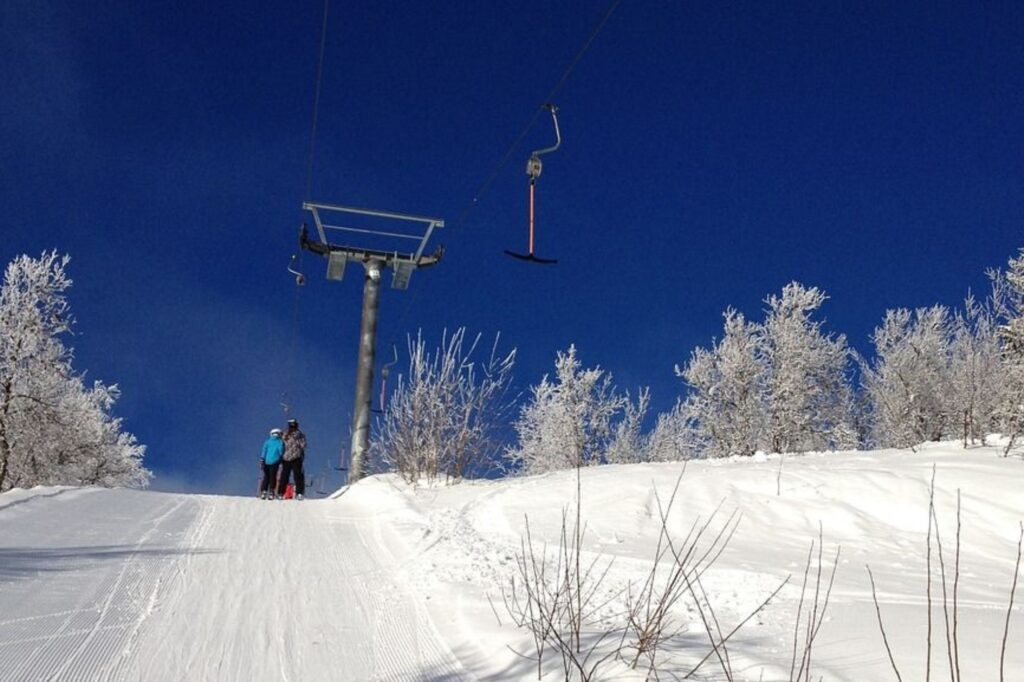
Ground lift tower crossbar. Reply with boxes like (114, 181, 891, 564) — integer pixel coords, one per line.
(300, 201, 444, 482)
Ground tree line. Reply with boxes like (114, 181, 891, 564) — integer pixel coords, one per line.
(370, 247, 1024, 482)
(7, 246, 1021, 491)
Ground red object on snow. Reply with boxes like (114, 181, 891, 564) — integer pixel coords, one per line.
(283, 484, 295, 500)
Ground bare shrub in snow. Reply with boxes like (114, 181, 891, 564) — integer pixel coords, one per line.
(788, 527, 840, 682)
(0, 252, 149, 491)
(500, 509, 619, 681)
(370, 328, 515, 483)
(619, 469, 752, 676)
(867, 468, 1023, 682)
(501, 467, 802, 681)
(506, 345, 632, 475)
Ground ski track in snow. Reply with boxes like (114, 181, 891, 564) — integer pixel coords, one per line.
(0, 488, 199, 681)
(0, 488, 468, 682)
(116, 493, 469, 681)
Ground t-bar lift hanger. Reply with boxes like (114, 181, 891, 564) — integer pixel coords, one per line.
(288, 252, 306, 286)
(505, 104, 561, 265)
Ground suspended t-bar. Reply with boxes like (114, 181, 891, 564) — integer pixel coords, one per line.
(299, 201, 444, 483)
(506, 104, 561, 264)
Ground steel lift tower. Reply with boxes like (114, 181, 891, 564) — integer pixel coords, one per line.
(300, 202, 443, 482)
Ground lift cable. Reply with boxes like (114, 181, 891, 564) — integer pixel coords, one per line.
(282, 0, 330, 416)
(374, 0, 625, 389)
(450, 0, 625, 233)
(305, 0, 331, 202)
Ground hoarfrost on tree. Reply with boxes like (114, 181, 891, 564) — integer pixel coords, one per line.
(947, 292, 1004, 446)
(369, 328, 515, 483)
(0, 252, 149, 491)
(860, 306, 954, 448)
(674, 283, 854, 458)
(507, 345, 637, 474)
(676, 308, 766, 458)
(990, 248, 1024, 452)
(759, 283, 856, 454)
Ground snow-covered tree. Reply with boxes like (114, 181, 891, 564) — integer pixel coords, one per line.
(990, 249, 1024, 452)
(645, 398, 703, 462)
(0, 252, 149, 491)
(759, 283, 855, 453)
(676, 308, 765, 458)
(604, 387, 651, 465)
(946, 293, 1005, 446)
(507, 345, 628, 475)
(369, 329, 515, 483)
(999, 248, 1024, 347)
(861, 306, 952, 449)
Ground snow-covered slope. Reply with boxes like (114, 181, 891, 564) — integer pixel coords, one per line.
(0, 487, 466, 681)
(2, 443, 1023, 681)
(361, 442, 1024, 680)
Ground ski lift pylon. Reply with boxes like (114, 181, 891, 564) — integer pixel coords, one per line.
(505, 104, 561, 265)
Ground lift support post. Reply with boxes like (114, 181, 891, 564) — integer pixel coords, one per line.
(299, 202, 443, 481)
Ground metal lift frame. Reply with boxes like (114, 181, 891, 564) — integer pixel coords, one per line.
(299, 201, 444, 482)
(302, 201, 444, 289)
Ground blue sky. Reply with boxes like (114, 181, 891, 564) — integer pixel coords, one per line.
(2, 1, 1022, 495)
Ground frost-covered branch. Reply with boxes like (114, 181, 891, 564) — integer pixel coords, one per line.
(370, 328, 516, 483)
(506, 345, 634, 475)
(0, 252, 149, 491)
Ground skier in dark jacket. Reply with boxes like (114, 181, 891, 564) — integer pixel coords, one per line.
(277, 418, 307, 500)
(259, 428, 285, 500)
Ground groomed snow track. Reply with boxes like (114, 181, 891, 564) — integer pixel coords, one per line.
(0, 487, 469, 681)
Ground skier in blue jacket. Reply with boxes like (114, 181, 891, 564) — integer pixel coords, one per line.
(259, 428, 285, 499)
